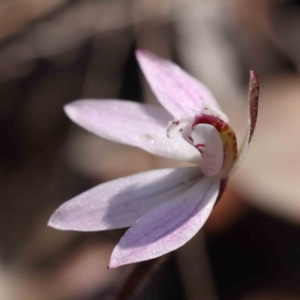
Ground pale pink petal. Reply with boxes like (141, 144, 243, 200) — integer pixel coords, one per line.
(48, 167, 201, 231)
(108, 176, 220, 268)
(136, 50, 222, 118)
(191, 124, 224, 177)
(230, 71, 259, 174)
(64, 100, 200, 163)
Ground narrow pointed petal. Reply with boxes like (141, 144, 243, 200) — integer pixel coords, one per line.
(248, 71, 259, 143)
(230, 71, 259, 174)
(136, 50, 222, 118)
(48, 167, 202, 231)
(64, 100, 200, 163)
(108, 177, 220, 268)
(191, 124, 224, 177)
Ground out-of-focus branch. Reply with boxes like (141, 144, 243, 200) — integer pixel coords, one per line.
(177, 232, 218, 300)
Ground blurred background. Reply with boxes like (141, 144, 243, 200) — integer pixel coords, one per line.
(1, 0, 300, 299)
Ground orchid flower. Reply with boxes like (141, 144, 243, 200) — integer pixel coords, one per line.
(48, 50, 259, 268)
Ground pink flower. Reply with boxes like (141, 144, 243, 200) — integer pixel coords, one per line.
(48, 50, 259, 268)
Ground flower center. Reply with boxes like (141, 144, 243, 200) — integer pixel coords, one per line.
(193, 114, 238, 176)
(167, 110, 238, 177)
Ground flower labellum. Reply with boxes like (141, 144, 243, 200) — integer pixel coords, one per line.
(48, 50, 259, 268)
